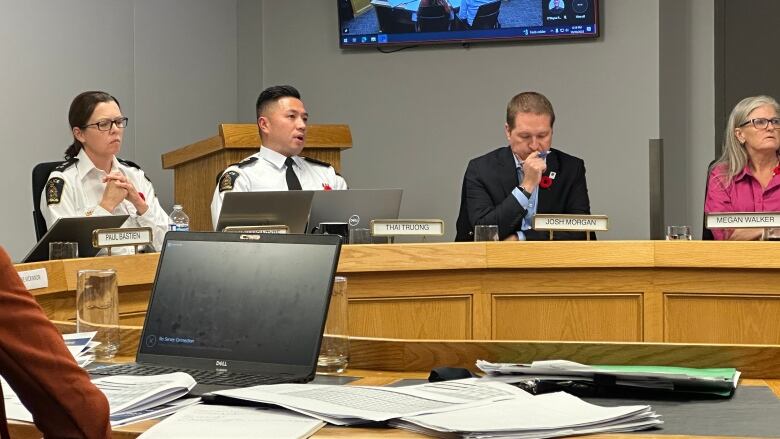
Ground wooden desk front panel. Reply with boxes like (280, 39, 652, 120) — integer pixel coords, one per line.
(346, 271, 477, 339)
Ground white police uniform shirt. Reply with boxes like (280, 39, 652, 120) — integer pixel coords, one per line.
(210, 146, 347, 229)
(41, 148, 169, 253)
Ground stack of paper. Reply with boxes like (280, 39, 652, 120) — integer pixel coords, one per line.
(63, 332, 100, 367)
(1, 372, 198, 427)
(477, 359, 740, 396)
(390, 389, 662, 438)
(213, 379, 526, 425)
(138, 404, 325, 439)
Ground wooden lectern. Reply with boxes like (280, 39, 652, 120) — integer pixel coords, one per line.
(161, 123, 352, 231)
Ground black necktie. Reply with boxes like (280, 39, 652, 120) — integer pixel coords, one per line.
(285, 157, 302, 190)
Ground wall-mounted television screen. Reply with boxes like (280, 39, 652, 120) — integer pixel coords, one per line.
(338, 0, 599, 48)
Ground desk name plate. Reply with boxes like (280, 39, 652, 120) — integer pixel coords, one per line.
(706, 212, 780, 229)
(92, 227, 153, 250)
(370, 219, 444, 236)
(532, 214, 609, 231)
(222, 225, 289, 234)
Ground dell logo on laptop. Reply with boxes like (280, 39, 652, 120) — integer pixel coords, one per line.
(215, 360, 228, 367)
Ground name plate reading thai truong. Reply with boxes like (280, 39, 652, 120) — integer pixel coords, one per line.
(706, 212, 780, 229)
(370, 219, 444, 237)
(93, 227, 153, 249)
(532, 214, 609, 231)
(222, 225, 289, 234)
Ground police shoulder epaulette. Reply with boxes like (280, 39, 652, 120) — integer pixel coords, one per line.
(304, 156, 332, 168)
(117, 158, 152, 182)
(234, 156, 258, 168)
(53, 157, 78, 173)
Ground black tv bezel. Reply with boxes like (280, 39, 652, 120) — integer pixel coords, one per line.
(338, 0, 600, 49)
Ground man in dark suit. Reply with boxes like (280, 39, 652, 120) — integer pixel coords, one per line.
(455, 91, 593, 241)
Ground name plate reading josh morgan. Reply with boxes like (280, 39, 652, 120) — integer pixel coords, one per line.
(222, 225, 288, 234)
(533, 214, 609, 231)
(706, 212, 780, 229)
(370, 219, 444, 237)
(93, 227, 153, 249)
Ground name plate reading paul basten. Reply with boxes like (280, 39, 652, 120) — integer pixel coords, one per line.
(370, 219, 444, 237)
(532, 214, 609, 231)
(706, 212, 780, 229)
(92, 227, 153, 249)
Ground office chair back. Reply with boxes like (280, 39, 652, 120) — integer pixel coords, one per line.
(32, 161, 64, 241)
(418, 5, 450, 32)
(471, 1, 501, 30)
(375, 5, 416, 34)
(702, 159, 718, 240)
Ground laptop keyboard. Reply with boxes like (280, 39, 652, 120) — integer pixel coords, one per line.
(90, 363, 291, 387)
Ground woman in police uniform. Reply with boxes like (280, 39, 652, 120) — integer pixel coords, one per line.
(40, 91, 168, 252)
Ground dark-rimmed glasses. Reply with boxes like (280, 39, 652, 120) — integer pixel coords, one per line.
(739, 117, 780, 130)
(83, 117, 129, 131)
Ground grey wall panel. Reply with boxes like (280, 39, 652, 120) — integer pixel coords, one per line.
(133, 0, 238, 211)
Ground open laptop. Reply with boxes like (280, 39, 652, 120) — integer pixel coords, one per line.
(308, 189, 403, 232)
(215, 191, 314, 232)
(90, 231, 342, 395)
(23, 215, 130, 263)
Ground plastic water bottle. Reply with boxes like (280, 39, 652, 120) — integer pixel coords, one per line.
(168, 204, 190, 232)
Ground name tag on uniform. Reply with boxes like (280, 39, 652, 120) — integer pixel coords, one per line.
(93, 227, 153, 248)
(532, 214, 609, 231)
(19, 268, 48, 290)
(706, 212, 780, 229)
(370, 219, 444, 236)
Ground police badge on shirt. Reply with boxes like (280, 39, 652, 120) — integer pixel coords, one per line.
(46, 177, 65, 205)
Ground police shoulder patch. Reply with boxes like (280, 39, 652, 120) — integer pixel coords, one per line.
(219, 171, 240, 192)
(46, 177, 65, 205)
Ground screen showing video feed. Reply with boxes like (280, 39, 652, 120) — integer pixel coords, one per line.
(338, 0, 599, 48)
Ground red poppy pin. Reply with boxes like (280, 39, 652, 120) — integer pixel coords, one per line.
(138, 192, 145, 201)
(774, 164, 780, 176)
(539, 176, 553, 189)
(322, 183, 332, 191)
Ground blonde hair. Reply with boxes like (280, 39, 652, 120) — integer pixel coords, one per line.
(716, 95, 780, 183)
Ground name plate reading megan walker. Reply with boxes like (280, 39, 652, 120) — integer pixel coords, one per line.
(533, 214, 609, 231)
(92, 227, 153, 249)
(706, 212, 780, 229)
(370, 219, 444, 236)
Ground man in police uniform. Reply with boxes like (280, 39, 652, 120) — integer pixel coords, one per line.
(210, 85, 346, 229)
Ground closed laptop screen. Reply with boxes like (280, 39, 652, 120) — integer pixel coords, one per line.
(139, 237, 338, 367)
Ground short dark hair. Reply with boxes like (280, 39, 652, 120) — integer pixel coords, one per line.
(65, 91, 120, 159)
(255, 85, 301, 118)
(506, 91, 555, 129)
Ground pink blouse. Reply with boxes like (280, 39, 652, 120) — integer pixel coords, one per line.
(704, 163, 780, 239)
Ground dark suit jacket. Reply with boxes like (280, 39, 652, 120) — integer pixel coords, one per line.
(455, 146, 593, 241)
(0, 247, 110, 439)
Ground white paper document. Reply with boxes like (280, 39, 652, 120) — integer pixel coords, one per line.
(63, 332, 99, 367)
(92, 372, 197, 425)
(391, 389, 662, 439)
(215, 378, 524, 425)
(138, 404, 325, 439)
(0, 376, 33, 423)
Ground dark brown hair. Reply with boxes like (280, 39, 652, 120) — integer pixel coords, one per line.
(64, 91, 120, 159)
(506, 91, 555, 129)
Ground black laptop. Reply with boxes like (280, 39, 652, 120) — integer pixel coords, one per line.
(23, 215, 130, 263)
(215, 191, 314, 232)
(308, 189, 403, 232)
(91, 231, 342, 395)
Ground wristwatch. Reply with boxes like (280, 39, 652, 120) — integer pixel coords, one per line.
(518, 185, 532, 199)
